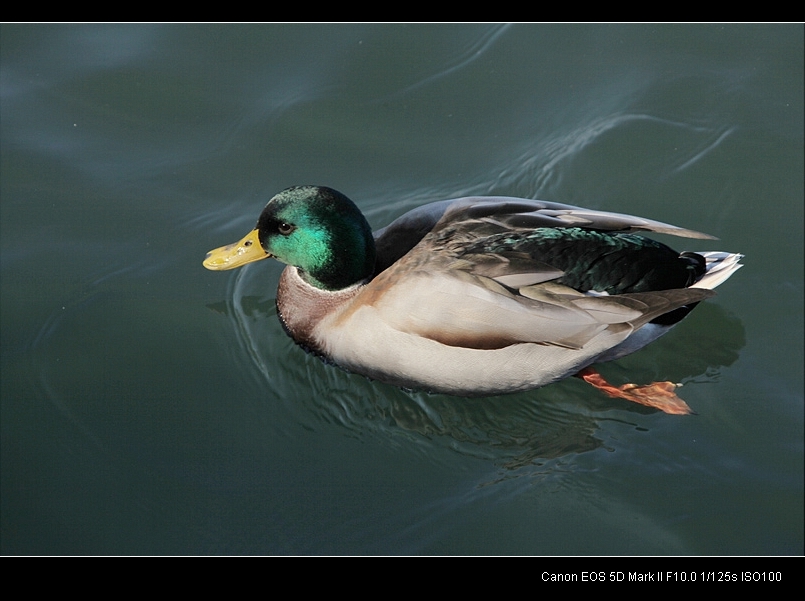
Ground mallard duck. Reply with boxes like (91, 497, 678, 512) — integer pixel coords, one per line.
(204, 186, 742, 414)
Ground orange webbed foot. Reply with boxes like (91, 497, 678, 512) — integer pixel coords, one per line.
(576, 367, 694, 415)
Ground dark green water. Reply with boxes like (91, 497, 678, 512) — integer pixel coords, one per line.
(1, 24, 802, 555)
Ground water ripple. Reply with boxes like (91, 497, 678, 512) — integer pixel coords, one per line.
(374, 24, 512, 101)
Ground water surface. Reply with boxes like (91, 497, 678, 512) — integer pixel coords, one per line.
(1, 24, 802, 555)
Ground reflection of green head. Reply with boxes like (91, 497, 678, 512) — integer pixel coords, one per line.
(256, 186, 376, 290)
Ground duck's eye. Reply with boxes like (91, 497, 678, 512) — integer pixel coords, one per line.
(278, 222, 295, 235)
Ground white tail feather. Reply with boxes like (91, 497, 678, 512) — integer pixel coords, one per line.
(690, 251, 744, 290)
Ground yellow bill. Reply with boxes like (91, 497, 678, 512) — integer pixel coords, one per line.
(203, 228, 270, 271)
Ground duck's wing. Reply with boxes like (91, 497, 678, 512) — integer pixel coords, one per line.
(367, 196, 716, 351)
(373, 196, 716, 274)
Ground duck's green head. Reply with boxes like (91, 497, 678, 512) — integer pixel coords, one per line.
(203, 186, 376, 290)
